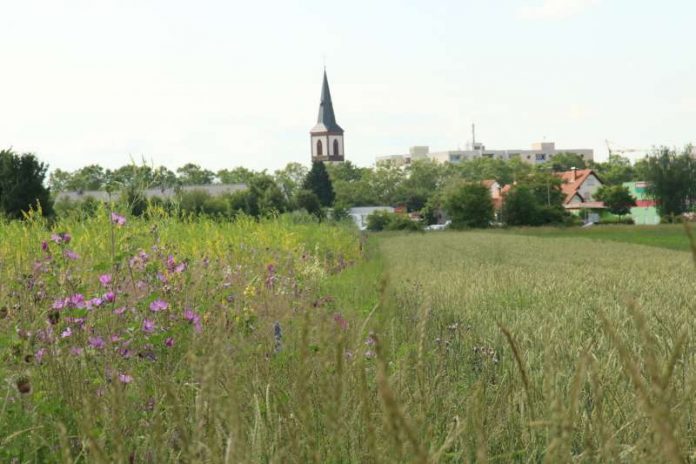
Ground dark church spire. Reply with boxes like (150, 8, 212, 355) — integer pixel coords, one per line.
(313, 70, 343, 134)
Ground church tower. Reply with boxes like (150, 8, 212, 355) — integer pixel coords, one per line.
(310, 70, 345, 163)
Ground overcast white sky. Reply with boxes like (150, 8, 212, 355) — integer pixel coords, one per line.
(1, 0, 694, 173)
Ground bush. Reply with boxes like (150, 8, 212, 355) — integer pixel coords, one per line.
(366, 211, 420, 231)
(503, 186, 569, 226)
(443, 182, 493, 229)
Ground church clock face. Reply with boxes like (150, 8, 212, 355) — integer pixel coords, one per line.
(309, 70, 344, 163)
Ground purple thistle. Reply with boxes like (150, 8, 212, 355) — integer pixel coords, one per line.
(61, 327, 73, 338)
(99, 274, 112, 287)
(149, 299, 168, 312)
(52, 298, 67, 310)
(41, 241, 48, 252)
(103, 291, 116, 303)
(118, 373, 133, 384)
(165, 337, 175, 348)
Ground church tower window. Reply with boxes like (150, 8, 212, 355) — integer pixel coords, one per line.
(317, 139, 323, 156)
(333, 139, 339, 156)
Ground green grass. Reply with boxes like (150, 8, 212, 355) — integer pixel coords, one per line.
(501, 223, 692, 251)
(3, 211, 696, 462)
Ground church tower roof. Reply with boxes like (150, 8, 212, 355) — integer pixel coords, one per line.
(311, 70, 344, 134)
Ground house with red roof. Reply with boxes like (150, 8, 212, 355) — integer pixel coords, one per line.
(556, 168, 606, 223)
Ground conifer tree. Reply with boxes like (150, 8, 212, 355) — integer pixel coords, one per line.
(303, 162, 335, 207)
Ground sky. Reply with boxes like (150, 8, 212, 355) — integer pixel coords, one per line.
(1, 0, 695, 174)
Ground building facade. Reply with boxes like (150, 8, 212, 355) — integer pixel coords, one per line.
(376, 142, 594, 166)
(310, 70, 345, 163)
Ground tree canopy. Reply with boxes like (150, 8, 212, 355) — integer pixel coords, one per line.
(0, 149, 53, 218)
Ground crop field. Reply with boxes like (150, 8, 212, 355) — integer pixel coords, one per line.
(503, 223, 693, 252)
(2, 215, 696, 463)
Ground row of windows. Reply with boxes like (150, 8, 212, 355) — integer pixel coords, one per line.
(316, 139, 341, 156)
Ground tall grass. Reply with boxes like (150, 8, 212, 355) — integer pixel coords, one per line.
(2, 211, 695, 462)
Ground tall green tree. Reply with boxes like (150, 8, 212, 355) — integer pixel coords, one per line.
(217, 167, 257, 185)
(0, 149, 53, 218)
(274, 162, 308, 201)
(176, 163, 215, 185)
(593, 154, 634, 185)
(644, 146, 696, 218)
(303, 162, 335, 207)
(443, 182, 493, 228)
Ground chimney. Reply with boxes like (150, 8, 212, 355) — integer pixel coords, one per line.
(571, 166, 577, 181)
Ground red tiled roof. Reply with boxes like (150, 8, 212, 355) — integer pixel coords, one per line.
(555, 169, 596, 205)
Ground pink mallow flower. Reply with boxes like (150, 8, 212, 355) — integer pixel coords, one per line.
(142, 319, 156, 333)
(63, 249, 79, 260)
(113, 306, 127, 316)
(99, 274, 112, 287)
(183, 309, 202, 333)
(111, 212, 126, 227)
(110, 212, 126, 226)
(149, 299, 168, 312)
(88, 336, 105, 349)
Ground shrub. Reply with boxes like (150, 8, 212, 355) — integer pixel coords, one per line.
(443, 182, 493, 228)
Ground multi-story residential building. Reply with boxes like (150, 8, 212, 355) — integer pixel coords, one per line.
(376, 141, 594, 166)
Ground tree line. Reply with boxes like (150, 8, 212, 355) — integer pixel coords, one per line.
(0, 146, 694, 225)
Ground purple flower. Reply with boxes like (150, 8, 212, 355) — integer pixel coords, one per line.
(149, 299, 168, 312)
(142, 319, 156, 333)
(113, 306, 127, 316)
(88, 297, 104, 309)
(165, 337, 175, 348)
(88, 336, 105, 349)
(99, 274, 112, 287)
(118, 373, 133, 384)
(52, 298, 67, 310)
(119, 348, 133, 358)
(35, 348, 47, 363)
(68, 294, 85, 308)
(111, 212, 126, 226)
(70, 347, 83, 356)
(61, 327, 72, 338)
(63, 249, 79, 260)
(41, 241, 48, 252)
(103, 291, 116, 303)
(183, 309, 202, 333)
(365, 350, 376, 360)
(50, 232, 71, 244)
(110, 334, 121, 343)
